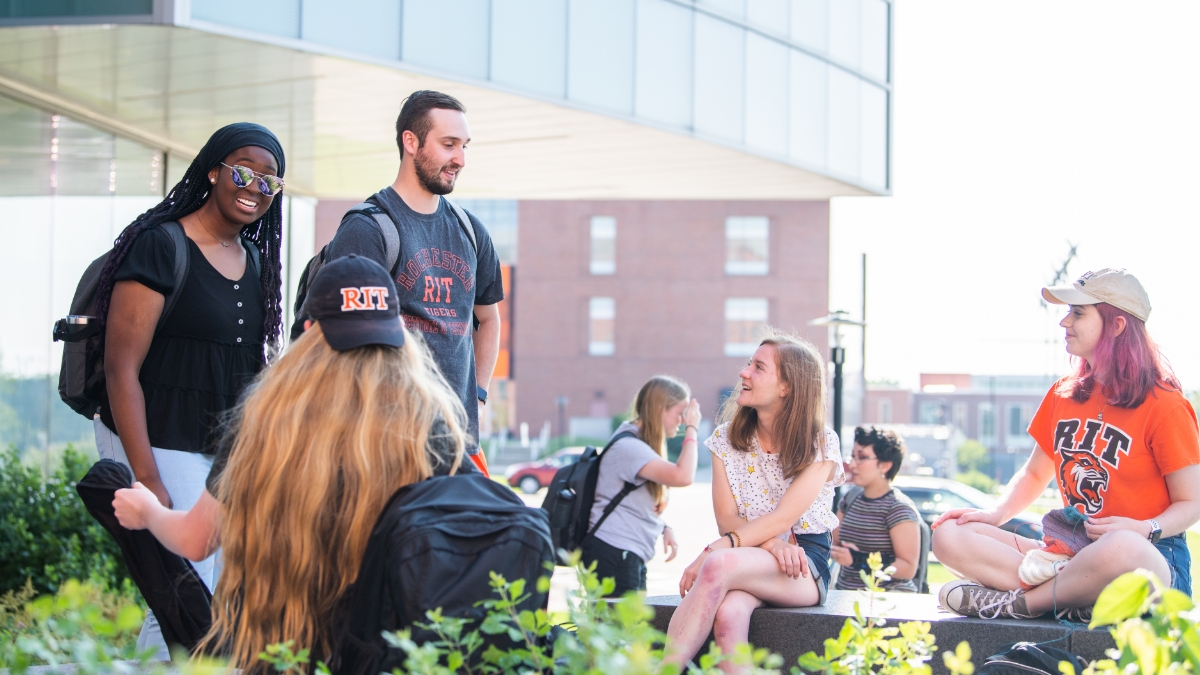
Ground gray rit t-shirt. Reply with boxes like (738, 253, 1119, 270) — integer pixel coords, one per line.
(324, 188, 504, 450)
(588, 422, 665, 562)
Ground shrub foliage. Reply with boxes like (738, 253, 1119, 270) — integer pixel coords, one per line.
(0, 446, 131, 595)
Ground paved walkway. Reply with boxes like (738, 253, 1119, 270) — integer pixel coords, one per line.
(515, 467, 717, 612)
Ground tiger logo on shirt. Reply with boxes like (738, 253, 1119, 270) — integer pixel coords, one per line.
(1058, 446, 1109, 515)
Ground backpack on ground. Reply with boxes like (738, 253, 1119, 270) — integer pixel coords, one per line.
(839, 486, 932, 593)
(976, 641, 1087, 675)
(53, 221, 261, 419)
(289, 195, 478, 340)
(331, 473, 553, 675)
(540, 430, 639, 563)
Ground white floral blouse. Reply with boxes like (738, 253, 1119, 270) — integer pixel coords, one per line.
(706, 422, 844, 538)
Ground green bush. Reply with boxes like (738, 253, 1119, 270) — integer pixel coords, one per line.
(0, 445, 132, 595)
(1067, 568, 1200, 675)
(955, 441, 990, 475)
(0, 579, 150, 674)
(954, 470, 997, 494)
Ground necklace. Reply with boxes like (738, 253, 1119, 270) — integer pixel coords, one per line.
(198, 219, 231, 247)
(1097, 399, 1111, 422)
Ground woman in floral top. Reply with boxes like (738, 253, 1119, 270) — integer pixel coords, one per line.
(663, 330, 844, 671)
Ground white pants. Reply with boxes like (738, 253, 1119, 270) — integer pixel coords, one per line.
(93, 417, 218, 660)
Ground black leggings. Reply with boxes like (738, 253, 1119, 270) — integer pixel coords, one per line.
(581, 536, 647, 598)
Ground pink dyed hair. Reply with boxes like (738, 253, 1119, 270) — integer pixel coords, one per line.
(1056, 303, 1180, 408)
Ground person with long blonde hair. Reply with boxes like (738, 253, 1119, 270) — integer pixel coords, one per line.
(663, 329, 843, 673)
(113, 256, 469, 670)
(582, 375, 701, 597)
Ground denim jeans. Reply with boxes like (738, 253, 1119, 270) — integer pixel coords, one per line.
(94, 418, 217, 659)
(1153, 533, 1191, 596)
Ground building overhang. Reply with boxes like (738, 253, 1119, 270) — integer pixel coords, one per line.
(0, 21, 879, 201)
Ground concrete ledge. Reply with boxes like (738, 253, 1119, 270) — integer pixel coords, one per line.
(647, 591, 1115, 674)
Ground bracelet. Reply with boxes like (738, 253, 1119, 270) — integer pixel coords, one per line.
(726, 533, 736, 548)
(730, 530, 742, 548)
(686, 425, 698, 433)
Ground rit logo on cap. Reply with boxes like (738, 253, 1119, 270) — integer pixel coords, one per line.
(340, 286, 389, 311)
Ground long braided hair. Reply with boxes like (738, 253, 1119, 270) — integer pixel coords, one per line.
(94, 123, 286, 352)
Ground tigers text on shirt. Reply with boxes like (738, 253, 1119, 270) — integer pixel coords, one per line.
(1029, 381, 1200, 519)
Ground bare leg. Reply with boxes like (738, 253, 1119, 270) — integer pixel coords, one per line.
(713, 590, 763, 675)
(1024, 530, 1169, 614)
(934, 521, 1171, 613)
(932, 520, 1035, 590)
(664, 548, 820, 668)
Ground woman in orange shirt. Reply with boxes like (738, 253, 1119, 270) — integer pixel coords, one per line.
(932, 268, 1200, 621)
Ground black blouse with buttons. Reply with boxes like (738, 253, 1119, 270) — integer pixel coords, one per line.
(99, 223, 266, 454)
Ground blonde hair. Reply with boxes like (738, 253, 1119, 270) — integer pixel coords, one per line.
(198, 324, 466, 671)
(717, 328, 828, 479)
(629, 376, 690, 507)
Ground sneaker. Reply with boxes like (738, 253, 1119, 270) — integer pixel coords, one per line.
(939, 580, 1041, 619)
(1055, 605, 1093, 624)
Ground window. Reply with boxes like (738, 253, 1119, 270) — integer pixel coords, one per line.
(590, 216, 616, 274)
(725, 216, 769, 275)
(952, 402, 968, 430)
(588, 297, 614, 355)
(724, 298, 767, 356)
(1006, 404, 1033, 447)
(979, 402, 996, 445)
(918, 401, 941, 425)
(878, 398, 892, 424)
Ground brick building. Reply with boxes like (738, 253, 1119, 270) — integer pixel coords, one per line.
(513, 200, 831, 435)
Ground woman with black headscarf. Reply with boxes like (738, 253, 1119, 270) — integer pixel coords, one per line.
(91, 123, 286, 657)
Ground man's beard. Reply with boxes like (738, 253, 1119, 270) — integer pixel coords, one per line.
(414, 147, 458, 195)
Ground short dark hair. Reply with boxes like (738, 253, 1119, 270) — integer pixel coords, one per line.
(853, 426, 906, 480)
(395, 90, 466, 156)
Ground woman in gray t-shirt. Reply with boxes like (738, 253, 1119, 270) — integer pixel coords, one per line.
(583, 376, 702, 597)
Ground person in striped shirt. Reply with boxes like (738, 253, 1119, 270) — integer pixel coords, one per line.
(832, 426, 922, 592)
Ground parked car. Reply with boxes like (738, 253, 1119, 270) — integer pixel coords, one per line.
(892, 475, 1044, 540)
(505, 447, 586, 494)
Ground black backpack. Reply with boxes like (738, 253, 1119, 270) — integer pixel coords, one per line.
(540, 430, 639, 563)
(977, 641, 1087, 675)
(52, 222, 261, 419)
(289, 195, 478, 341)
(331, 473, 553, 675)
(839, 486, 932, 593)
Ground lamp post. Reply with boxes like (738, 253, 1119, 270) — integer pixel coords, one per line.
(809, 311, 866, 445)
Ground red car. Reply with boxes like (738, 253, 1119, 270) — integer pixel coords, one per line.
(505, 447, 585, 494)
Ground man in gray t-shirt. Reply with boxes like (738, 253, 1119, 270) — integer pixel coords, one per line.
(322, 91, 503, 469)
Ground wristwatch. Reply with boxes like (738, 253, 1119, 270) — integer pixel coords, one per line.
(477, 385, 488, 404)
(1147, 518, 1162, 544)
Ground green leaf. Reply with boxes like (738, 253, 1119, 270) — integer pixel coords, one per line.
(1091, 571, 1151, 627)
(1157, 588, 1194, 617)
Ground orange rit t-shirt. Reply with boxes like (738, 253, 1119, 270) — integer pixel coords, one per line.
(1028, 379, 1200, 519)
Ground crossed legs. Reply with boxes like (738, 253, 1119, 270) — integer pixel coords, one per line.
(664, 548, 821, 673)
(933, 520, 1170, 614)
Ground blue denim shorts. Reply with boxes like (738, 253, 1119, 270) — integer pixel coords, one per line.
(1153, 533, 1191, 596)
(794, 531, 832, 605)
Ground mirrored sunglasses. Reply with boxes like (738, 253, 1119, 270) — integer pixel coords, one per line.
(221, 162, 284, 196)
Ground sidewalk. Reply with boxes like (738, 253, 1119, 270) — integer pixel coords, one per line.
(515, 467, 716, 612)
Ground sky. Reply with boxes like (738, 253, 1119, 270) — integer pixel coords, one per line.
(828, 0, 1200, 390)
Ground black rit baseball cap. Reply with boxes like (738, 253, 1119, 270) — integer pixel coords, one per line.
(302, 254, 406, 351)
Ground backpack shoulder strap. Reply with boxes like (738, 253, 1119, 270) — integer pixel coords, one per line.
(157, 221, 190, 332)
(584, 430, 644, 540)
(347, 200, 402, 275)
(442, 197, 478, 256)
(840, 485, 865, 515)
